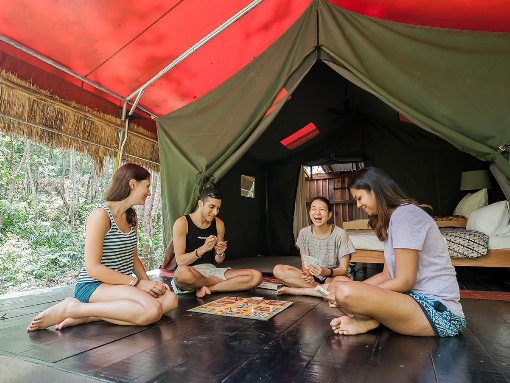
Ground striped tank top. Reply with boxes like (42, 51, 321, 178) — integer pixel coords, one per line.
(77, 204, 137, 284)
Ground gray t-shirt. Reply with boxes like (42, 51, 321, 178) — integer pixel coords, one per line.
(296, 225, 355, 269)
(385, 204, 464, 317)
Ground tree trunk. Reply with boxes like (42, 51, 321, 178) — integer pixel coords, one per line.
(69, 150, 76, 228)
(8, 139, 31, 202)
(26, 162, 39, 220)
(58, 155, 69, 215)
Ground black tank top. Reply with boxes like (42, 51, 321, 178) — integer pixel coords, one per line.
(185, 214, 217, 265)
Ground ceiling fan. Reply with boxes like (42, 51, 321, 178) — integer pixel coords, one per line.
(327, 79, 368, 122)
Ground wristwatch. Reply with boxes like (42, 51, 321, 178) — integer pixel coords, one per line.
(328, 268, 334, 277)
(216, 252, 225, 258)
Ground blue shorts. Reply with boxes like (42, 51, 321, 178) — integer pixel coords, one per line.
(407, 291, 466, 337)
(75, 282, 103, 303)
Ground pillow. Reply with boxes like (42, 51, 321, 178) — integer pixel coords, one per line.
(466, 200, 510, 236)
(495, 220, 510, 236)
(453, 188, 488, 218)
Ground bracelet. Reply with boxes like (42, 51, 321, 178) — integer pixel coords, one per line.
(129, 277, 136, 286)
(195, 249, 201, 258)
(216, 252, 225, 258)
(133, 277, 141, 287)
(328, 268, 334, 278)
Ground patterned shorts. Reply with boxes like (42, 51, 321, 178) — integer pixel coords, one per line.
(407, 291, 466, 337)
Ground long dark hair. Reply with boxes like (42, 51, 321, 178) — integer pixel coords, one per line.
(105, 163, 150, 226)
(348, 167, 421, 241)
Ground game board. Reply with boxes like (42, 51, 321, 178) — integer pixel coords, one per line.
(188, 296, 292, 321)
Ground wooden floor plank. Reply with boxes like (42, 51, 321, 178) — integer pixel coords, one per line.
(2, 275, 510, 383)
(429, 326, 509, 383)
(367, 329, 437, 383)
(94, 295, 320, 383)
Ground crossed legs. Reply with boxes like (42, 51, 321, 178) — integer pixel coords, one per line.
(273, 264, 349, 297)
(27, 284, 178, 331)
(329, 281, 434, 336)
(173, 266, 262, 298)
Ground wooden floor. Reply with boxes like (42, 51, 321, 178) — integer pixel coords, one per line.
(1, 268, 510, 383)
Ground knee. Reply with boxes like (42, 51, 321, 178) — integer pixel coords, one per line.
(272, 264, 286, 279)
(137, 300, 163, 326)
(174, 266, 196, 285)
(334, 282, 355, 306)
(250, 270, 263, 287)
(163, 291, 178, 313)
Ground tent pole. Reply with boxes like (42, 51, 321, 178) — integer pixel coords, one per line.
(0, 34, 158, 119)
(125, 0, 264, 101)
(0, 34, 125, 103)
(116, 92, 144, 169)
(115, 101, 129, 171)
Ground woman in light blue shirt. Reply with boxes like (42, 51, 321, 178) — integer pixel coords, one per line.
(328, 167, 465, 337)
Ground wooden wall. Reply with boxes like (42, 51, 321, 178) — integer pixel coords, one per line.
(305, 173, 368, 228)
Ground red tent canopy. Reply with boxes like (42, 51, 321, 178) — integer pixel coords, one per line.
(1, 0, 509, 136)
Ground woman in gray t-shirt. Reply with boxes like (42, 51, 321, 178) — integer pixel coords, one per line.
(328, 167, 466, 338)
(273, 197, 355, 297)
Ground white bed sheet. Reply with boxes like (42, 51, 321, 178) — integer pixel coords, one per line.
(489, 235, 510, 250)
(348, 231, 510, 251)
(348, 231, 384, 251)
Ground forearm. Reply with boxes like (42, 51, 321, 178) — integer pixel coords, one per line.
(86, 264, 136, 285)
(376, 277, 413, 293)
(176, 247, 205, 266)
(331, 267, 348, 277)
(133, 256, 149, 280)
(363, 272, 391, 286)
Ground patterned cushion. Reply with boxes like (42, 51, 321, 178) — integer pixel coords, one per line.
(440, 228, 489, 259)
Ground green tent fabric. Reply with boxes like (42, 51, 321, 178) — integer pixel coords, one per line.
(157, 0, 510, 249)
(157, 3, 318, 246)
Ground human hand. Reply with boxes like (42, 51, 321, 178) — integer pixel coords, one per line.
(138, 280, 167, 297)
(214, 240, 227, 254)
(308, 264, 323, 277)
(201, 235, 217, 253)
(301, 270, 314, 283)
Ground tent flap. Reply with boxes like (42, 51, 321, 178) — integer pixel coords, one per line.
(319, 1, 510, 175)
(157, 2, 318, 245)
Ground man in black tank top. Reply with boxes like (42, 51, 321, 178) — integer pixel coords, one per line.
(172, 187, 262, 298)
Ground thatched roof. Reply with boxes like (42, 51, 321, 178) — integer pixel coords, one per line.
(0, 70, 159, 172)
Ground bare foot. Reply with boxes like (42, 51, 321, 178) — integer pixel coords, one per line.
(27, 297, 80, 332)
(330, 316, 380, 335)
(276, 286, 303, 296)
(196, 286, 211, 298)
(55, 316, 99, 330)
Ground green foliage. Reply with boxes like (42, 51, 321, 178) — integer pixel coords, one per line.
(0, 132, 164, 295)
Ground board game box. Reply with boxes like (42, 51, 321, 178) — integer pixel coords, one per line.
(258, 276, 284, 290)
(188, 296, 292, 321)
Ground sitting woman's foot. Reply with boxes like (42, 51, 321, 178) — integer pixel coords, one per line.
(276, 286, 302, 296)
(196, 286, 211, 298)
(27, 297, 80, 331)
(330, 315, 380, 335)
(55, 316, 98, 330)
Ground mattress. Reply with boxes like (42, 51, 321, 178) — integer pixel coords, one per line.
(489, 235, 510, 250)
(348, 231, 384, 251)
(349, 230, 510, 251)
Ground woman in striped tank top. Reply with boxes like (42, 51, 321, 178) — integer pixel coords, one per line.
(27, 164, 177, 331)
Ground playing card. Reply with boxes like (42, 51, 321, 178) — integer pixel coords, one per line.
(304, 255, 321, 269)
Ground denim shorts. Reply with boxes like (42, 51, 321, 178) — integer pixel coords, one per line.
(407, 291, 466, 337)
(75, 282, 103, 303)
